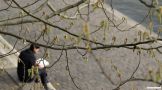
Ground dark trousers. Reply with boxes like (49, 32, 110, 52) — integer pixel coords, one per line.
(39, 68, 49, 85)
(18, 68, 49, 90)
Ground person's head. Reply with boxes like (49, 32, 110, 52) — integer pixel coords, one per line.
(30, 44, 40, 54)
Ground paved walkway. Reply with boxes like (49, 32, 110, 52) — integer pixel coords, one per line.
(0, 70, 18, 90)
(0, 0, 162, 90)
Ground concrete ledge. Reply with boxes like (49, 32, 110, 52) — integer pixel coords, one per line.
(0, 35, 19, 84)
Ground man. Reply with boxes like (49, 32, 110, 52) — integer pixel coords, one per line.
(17, 44, 56, 90)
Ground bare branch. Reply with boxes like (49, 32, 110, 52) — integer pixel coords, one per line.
(139, 0, 155, 8)
(90, 52, 116, 85)
(113, 52, 142, 90)
(45, 0, 87, 19)
(65, 50, 81, 90)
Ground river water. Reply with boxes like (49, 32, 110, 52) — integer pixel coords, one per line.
(106, 0, 162, 33)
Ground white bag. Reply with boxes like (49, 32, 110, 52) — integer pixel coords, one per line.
(36, 58, 49, 68)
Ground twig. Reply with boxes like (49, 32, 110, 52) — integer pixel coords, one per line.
(139, 0, 155, 8)
(65, 50, 81, 90)
(90, 52, 116, 85)
(113, 51, 141, 90)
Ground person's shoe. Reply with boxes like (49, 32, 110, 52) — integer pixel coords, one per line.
(35, 78, 40, 83)
(46, 82, 56, 90)
(44, 82, 56, 90)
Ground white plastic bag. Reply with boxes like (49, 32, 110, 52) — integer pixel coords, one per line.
(36, 58, 49, 68)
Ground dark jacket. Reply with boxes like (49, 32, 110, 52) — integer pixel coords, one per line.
(17, 49, 36, 82)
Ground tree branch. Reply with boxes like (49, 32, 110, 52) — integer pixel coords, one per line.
(113, 52, 141, 90)
(45, 0, 87, 19)
(11, 0, 105, 46)
(139, 0, 155, 8)
(65, 50, 81, 90)
(1, 30, 162, 51)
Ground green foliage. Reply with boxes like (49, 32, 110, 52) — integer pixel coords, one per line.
(142, 31, 149, 40)
(100, 20, 108, 30)
(83, 22, 90, 40)
(43, 25, 51, 35)
(28, 66, 39, 78)
(75, 35, 82, 45)
(157, 6, 162, 24)
(82, 56, 89, 63)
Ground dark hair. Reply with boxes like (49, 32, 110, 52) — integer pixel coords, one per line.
(30, 44, 40, 51)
